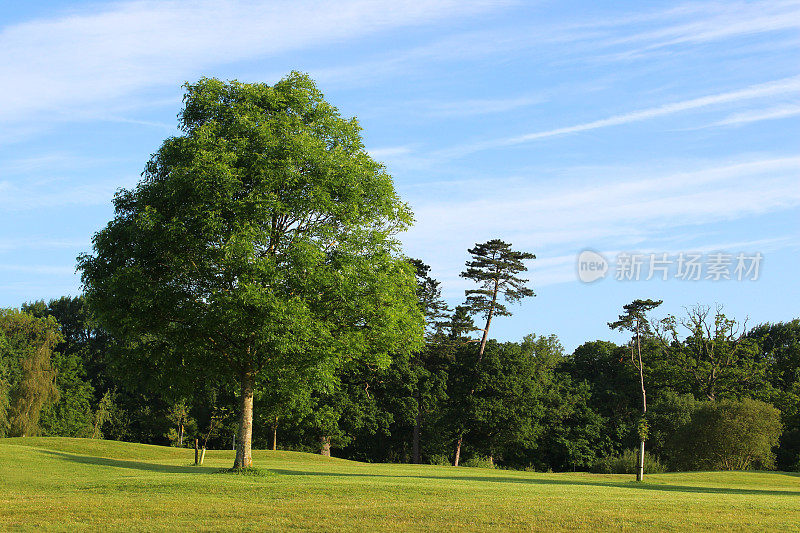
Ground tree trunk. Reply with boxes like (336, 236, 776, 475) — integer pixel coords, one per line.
(233, 372, 255, 468)
(412, 409, 421, 464)
(637, 440, 645, 482)
(320, 436, 331, 457)
(636, 322, 646, 482)
(456, 278, 499, 462)
(194, 439, 199, 465)
(453, 434, 463, 466)
(476, 280, 498, 363)
(179, 422, 184, 447)
(271, 416, 278, 451)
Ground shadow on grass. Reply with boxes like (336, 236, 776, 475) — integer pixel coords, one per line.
(38, 449, 218, 474)
(268, 469, 800, 497)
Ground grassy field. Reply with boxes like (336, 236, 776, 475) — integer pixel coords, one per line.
(1, 438, 799, 531)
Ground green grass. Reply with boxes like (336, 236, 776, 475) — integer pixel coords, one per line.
(1, 438, 799, 531)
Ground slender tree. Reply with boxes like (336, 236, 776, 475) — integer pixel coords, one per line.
(453, 239, 535, 466)
(78, 73, 424, 468)
(608, 298, 662, 482)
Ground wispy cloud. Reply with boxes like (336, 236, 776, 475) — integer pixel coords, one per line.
(525, 235, 798, 289)
(421, 95, 545, 117)
(367, 146, 414, 160)
(2, 153, 126, 175)
(0, 0, 509, 123)
(0, 178, 135, 210)
(435, 77, 800, 158)
(711, 104, 800, 127)
(0, 237, 88, 252)
(401, 157, 800, 292)
(0, 264, 76, 276)
(605, 0, 800, 52)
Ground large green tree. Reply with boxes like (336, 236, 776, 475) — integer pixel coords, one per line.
(78, 73, 424, 468)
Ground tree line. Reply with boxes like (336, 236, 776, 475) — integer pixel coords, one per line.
(1, 73, 797, 474)
(2, 278, 797, 473)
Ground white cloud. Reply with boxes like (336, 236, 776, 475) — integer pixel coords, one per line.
(0, 264, 76, 276)
(367, 146, 414, 159)
(435, 77, 800, 158)
(608, 0, 800, 51)
(0, 237, 89, 252)
(0, 177, 135, 210)
(711, 104, 800, 127)
(423, 95, 545, 117)
(0, 0, 509, 123)
(401, 157, 800, 293)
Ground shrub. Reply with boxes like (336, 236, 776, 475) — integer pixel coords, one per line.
(461, 455, 495, 469)
(428, 454, 451, 466)
(675, 398, 782, 470)
(591, 449, 666, 474)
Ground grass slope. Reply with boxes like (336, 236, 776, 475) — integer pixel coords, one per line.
(1, 437, 799, 531)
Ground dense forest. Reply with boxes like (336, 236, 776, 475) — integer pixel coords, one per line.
(2, 276, 798, 473)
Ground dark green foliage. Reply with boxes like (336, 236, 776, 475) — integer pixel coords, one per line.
(562, 341, 641, 449)
(647, 390, 697, 468)
(673, 398, 782, 470)
(535, 376, 612, 471)
(748, 320, 800, 470)
(591, 449, 666, 474)
(38, 349, 94, 437)
(5, 280, 798, 473)
(461, 455, 495, 468)
(463, 339, 548, 462)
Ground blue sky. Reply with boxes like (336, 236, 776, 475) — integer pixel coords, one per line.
(1, 0, 798, 351)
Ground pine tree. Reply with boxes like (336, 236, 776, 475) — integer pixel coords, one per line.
(453, 239, 535, 466)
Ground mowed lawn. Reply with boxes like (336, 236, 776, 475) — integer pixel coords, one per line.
(1, 438, 799, 531)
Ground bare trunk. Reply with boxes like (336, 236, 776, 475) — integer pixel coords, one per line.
(637, 322, 646, 414)
(320, 436, 331, 457)
(194, 439, 199, 465)
(453, 434, 463, 466)
(636, 322, 646, 482)
(412, 410, 421, 464)
(199, 447, 206, 465)
(637, 440, 645, 482)
(476, 279, 499, 363)
(488, 455, 494, 468)
(271, 416, 278, 451)
(179, 422, 184, 447)
(233, 371, 255, 468)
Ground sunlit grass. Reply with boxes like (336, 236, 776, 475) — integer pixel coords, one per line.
(1, 437, 798, 531)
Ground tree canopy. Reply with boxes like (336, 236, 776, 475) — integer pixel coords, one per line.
(78, 73, 425, 467)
